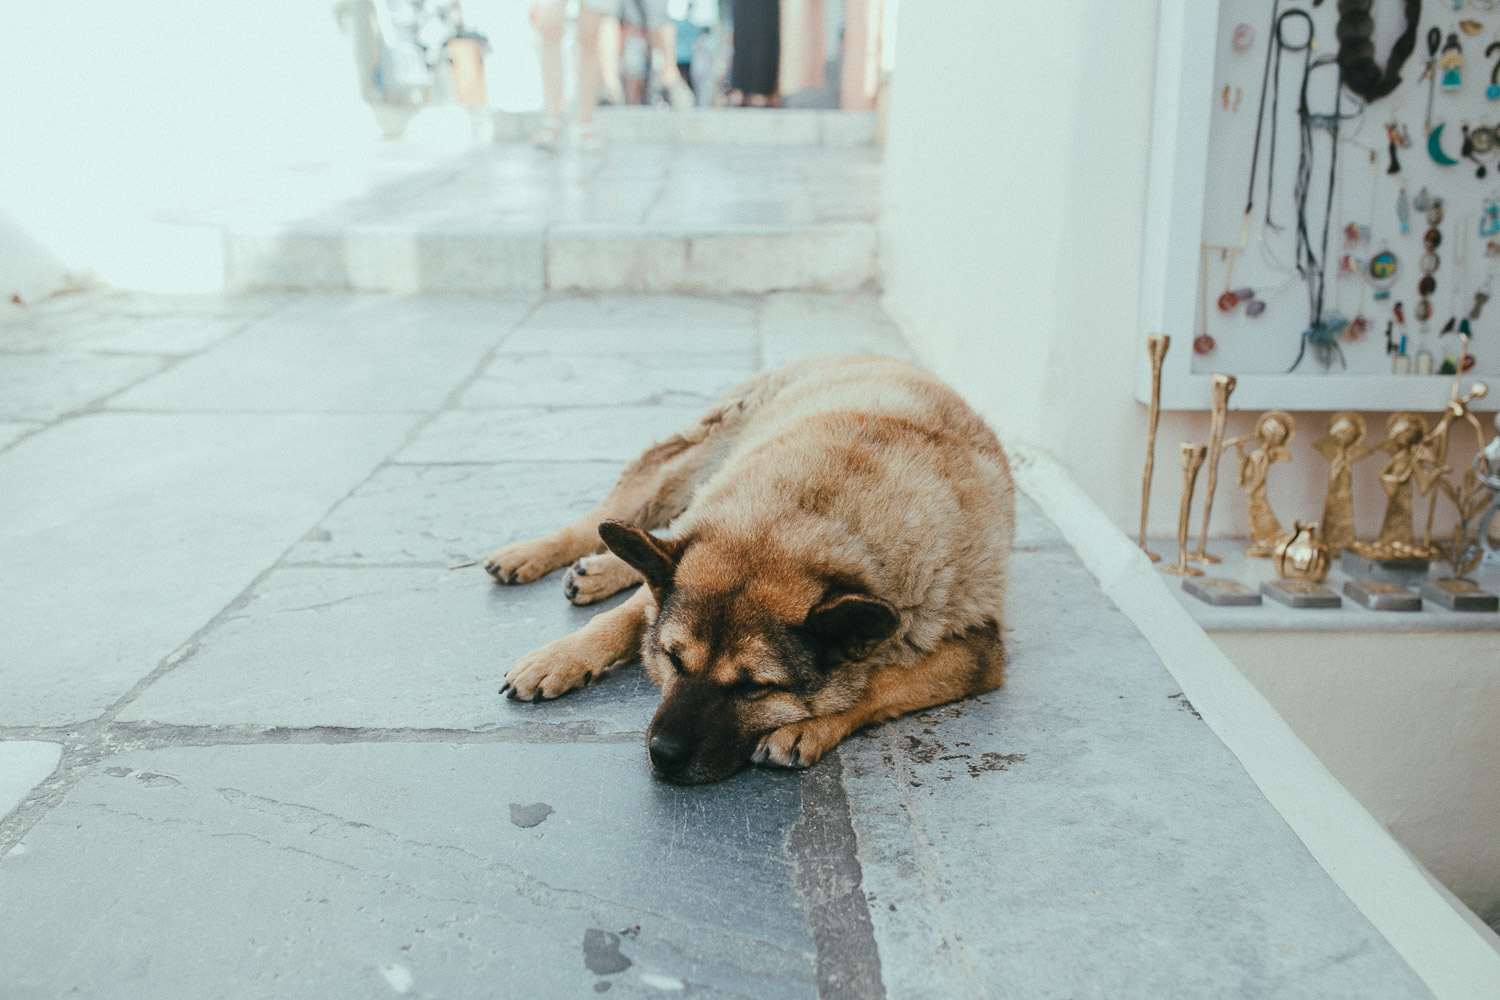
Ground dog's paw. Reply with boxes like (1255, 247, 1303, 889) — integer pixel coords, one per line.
(499, 637, 604, 702)
(485, 538, 564, 585)
(562, 552, 642, 606)
(751, 718, 845, 770)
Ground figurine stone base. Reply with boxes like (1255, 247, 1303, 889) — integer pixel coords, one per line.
(1420, 579, 1500, 612)
(1182, 577, 1262, 606)
(1339, 551, 1431, 585)
(1342, 580, 1422, 611)
(1261, 579, 1342, 608)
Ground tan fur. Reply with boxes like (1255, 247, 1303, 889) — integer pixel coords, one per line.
(491, 354, 1015, 783)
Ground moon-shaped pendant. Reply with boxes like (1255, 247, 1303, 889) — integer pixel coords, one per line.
(1428, 122, 1460, 166)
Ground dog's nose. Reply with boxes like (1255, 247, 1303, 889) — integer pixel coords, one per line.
(648, 732, 690, 774)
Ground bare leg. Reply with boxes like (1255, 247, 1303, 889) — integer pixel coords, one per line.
(653, 22, 683, 86)
(533, 0, 566, 121)
(563, 551, 643, 605)
(576, 8, 604, 125)
(503, 587, 654, 700)
(598, 16, 625, 104)
(754, 622, 1006, 768)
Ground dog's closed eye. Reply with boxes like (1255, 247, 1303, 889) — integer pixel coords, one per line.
(665, 648, 687, 675)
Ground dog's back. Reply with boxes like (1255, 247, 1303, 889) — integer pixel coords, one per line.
(676, 353, 1015, 663)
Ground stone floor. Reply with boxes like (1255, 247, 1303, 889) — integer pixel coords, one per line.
(0, 289, 1433, 998)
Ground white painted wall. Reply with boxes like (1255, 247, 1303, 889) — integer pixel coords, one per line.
(1215, 629, 1500, 920)
(879, 0, 1489, 540)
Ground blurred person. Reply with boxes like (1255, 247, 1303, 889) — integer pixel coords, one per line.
(728, 0, 778, 106)
(598, 13, 627, 105)
(530, 0, 614, 150)
(619, 0, 695, 107)
(669, 0, 720, 105)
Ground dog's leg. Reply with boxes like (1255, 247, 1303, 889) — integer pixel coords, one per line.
(486, 410, 736, 585)
(754, 621, 1006, 769)
(501, 587, 654, 701)
(562, 551, 642, 605)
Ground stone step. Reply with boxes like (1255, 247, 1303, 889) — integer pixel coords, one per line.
(491, 107, 876, 147)
(224, 222, 877, 294)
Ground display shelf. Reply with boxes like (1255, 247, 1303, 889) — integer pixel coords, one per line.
(1163, 538, 1500, 631)
(1138, 0, 1500, 411)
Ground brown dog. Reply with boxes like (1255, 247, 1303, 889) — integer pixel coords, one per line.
(487, 354, 1015, 784)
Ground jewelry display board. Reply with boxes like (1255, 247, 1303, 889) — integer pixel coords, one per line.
(1139, 0, 1500, 410)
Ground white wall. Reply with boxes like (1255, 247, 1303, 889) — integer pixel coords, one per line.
(1216, 630, 1500, 920)
(879, 0, 1488, 540)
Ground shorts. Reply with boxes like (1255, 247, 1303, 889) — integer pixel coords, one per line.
(618, 0, 670, 31)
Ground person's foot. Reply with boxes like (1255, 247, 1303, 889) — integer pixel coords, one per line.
(576, 123, 604, 153)
(666, 79, 695, 109)
(530, 117, 562, 150)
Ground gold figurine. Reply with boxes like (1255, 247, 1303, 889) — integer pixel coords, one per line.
(1162, 443, 1209, 577)
(1190, 374, 1236, 564)
(1349, 411, 1435, 559)
(1225, 411, 1295, 557)
(1273, 522, 1332, 583)
(1314, 412, 1374, 553)
(1138, 334, 1170, 562)
(1419, 381, 1489, 549)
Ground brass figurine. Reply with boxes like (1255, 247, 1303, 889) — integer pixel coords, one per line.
(1138, 334, 1170, 562)
(1225, 410, 1295, 557)
(1162, 443, 1208, 577)
(1349, 411, 1435, 559)
(1273, 522, 1331, 583)
(1190, 374, 1237, 564)
(1419, 381, 1489, 550)
(1314, 412, 1374, 552)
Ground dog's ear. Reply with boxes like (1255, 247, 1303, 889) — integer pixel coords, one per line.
(598, 520, 683, 595)
(804, 591, 900, 663)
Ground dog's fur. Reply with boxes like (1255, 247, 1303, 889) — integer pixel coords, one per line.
(488, 354, 1015, 784)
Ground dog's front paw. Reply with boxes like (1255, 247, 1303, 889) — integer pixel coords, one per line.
(563, 552, 642, 606)
(485, 538, 564, 584)
(500, 637, 605, 702)
(751, 718, 846, 770)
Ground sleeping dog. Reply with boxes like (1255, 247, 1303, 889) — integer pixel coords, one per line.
(486, 354, 1014, 784)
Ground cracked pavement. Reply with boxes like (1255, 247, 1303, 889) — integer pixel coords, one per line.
(0, 288, 1431, 998)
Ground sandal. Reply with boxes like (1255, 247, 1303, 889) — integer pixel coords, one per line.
(530, 117, 562, 150)
(576, 123, 604, 153)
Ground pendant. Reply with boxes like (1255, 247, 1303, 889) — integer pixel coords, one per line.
(1428, 123, 1460, 165)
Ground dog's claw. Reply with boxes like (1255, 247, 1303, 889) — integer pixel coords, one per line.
(789, 748, 801, 768)
(571, 559, 588, 576)
(531, 690, 545, 704)
(499, 682, 511, 696)
(505, 688, 519, 701)
(583, 671, 594, 686)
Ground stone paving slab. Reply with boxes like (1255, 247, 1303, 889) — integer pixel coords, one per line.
(0, 742, 61, 820)
(0, 313, 253, 356)
(111, 294, 532, 413)
(285, 461, 621, 566)
(0, 412, 414, 727)
(397, 406, 707, 464)
(0, 420, 41, 449)
(522, 293, 757, 331)
(0, 743, 817, 1000)
(118, 567, 654, 732)
(760, 292, 912, 369)
(839, 545, 1433, 1000)
(0, 353, 165, 420)
(461, 354, 756, 409)
(500, 323, 758, 357)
